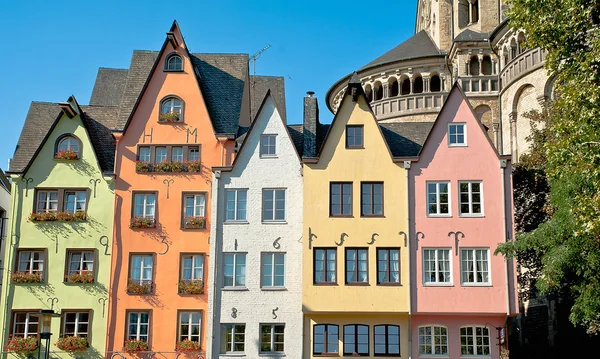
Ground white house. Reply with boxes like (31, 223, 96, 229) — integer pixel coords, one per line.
(207, 92, 304, 358)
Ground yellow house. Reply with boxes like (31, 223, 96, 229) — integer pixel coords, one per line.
(302, 74, 427, 358)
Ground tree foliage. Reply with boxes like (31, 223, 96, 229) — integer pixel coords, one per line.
(497, 0, 600, 334)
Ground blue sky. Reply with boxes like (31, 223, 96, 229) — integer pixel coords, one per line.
(0, 0, 417, 170)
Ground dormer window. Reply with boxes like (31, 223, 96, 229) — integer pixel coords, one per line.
(165, 54, 183, 71)
(159, 97, 183, 123)
(55, 135, 80, 160)
(346, 125, 364, 149)
(448, 123, 466, 146)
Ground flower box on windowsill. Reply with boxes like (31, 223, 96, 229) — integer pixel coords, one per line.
(54, 150, 79, 161)
(12, 272, 43, 284)
(127, 279, 153, 295)
(55, 336, 88, 353)
(158, 112, 181, 123)
(129, 217, 156, 229)
(4, 336, 38, 356)
(175, 339, 202, 353)
(65, 271, 94, 284)
(184, 216, 205, 229)
(135, 160, 202, 174)
(136, 161, 151, 173)
(28, 211, 87, 223)
(178, 279, 204, 295)
(123, 339, 149, 355)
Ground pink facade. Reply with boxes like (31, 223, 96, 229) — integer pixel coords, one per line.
(409, 85, 518, 358)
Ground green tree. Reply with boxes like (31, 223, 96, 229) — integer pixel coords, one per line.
(497, 0, 600, 334)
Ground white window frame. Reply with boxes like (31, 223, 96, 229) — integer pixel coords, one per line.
(155, 146, 167, 163)
(128, 311, 150, 341)
(130, 255, 153, 285)
(139, 147, 151, 162)
(223, 253, 247, 288)
(261, 252, 286, 289)
(426, 181, 451, 217)
(422, 248, 453, 286)
(460, 248, 491, 286)
(181, 254, 204, 281)
(260, 134, 277, 157)
(63, 312, 90, 338)
(460, 326, 491, 357)
(418, 325, 449, 357)
(184, 194, 206, 218)
(188, 147, 200, 161)
(67, 250, 94, 275)
(64, 191, 87, 213)
(225, 189, 247, 222)
(459, 181, 484, 217)
(12, 312, 39, 338)
(36, 191, 58, 213)
(166, 55, 183, 71)
(58, 136, 80, 155)
(448, 123, 467, 146)
(17, 250, 45, 277)
(172, 146, 183, 162)
(221, 324, 245, 353)
(262, 188, 286, 222)
(134, 193, 156, 219)
(260, 324, 285, 353)
(161, 98, 183, 114)
(179, 311, 202, 342)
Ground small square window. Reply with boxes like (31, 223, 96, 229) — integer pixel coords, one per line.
(260, 134, 277, 157)
(448, 123, 467, 146)
(188, 147, 200, 161)
(346, 125, 364, 148)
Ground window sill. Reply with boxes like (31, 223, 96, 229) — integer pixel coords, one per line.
(163, 69, 185, 73)
(178, 292, 206, 296)
(222, 287, 249, 291)
(259, 353, 285, 357)
(459, 214, 485, 218)
(181, 227, 207, 231)
(426, 214, 452, 218)
(461, 283, 492, 287)
(329, 215, 354, 219)
(219, 353, 246, 357)
(377, 282, 402, 286)
(313, 282, 338, 286)
(459, 356, 491, 359)
(345, 146, 365, 150)
(261, 287, 287, 291)
(360, 215, 385, 218)
(63, 281, 96, 285)
(346, 282, 370, 286)
(13, 281, 46, 285)
(259, 155, 278, 159)
(224, 221, 249, 225)
(423, 283, 454, 287)
(157, 121, 185, 125)
(313, 354, 340, 357)
(448, 144, 468, 147)
(418, 355, 450, 358)
(53, 158, 79, 163)
(262, 221, 287, 225)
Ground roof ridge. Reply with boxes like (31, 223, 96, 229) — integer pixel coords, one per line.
(98, 67, 128, 71)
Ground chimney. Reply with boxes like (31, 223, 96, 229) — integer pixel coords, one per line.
(303, 91, 319, 158)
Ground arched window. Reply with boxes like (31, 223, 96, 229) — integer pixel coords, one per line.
(469, 56, 480, 76)
(430, 75, 441, 92)
(401, 77, 411, 95)
(389, 78, 399, 97)
(413, 76, 424, 94)
(503, 46, 509, 66)
(517, 32, 526, 54)
(159, 97, 184, 122)
(510, 39, 518, 59)
(365, 85, 373, 103)
(374, 82, 383, 101)
(165, 54, 183, 71)
(55, 135, 80, 159)
(471, 0, 479, 23)
(458, 0, 469, 28)
(481, 56, 492, 75)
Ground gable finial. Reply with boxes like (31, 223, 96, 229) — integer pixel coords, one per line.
(347, 72, 363, 102)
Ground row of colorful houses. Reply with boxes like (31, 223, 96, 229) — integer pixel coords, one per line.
(0, 22, 518, 359)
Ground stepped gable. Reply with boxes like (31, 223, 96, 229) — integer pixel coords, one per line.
(360, 30, 445, 71)
(89, 68, 129, 107)
(251, 75, 287, 123)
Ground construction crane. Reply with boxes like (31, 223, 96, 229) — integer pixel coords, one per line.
(249, 45, 271, 114)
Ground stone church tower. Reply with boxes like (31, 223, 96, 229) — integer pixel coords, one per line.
(326, 0, 552, 163)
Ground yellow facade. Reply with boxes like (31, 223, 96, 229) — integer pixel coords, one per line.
(302, 90, 410, 358)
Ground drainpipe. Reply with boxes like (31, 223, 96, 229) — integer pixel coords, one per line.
(404, 161, 412, 359)
(500, 159, 511, 316)
(208, 171, 222, 359)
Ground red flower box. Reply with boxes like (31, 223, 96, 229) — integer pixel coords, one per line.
(12, 272, 43, 283)
(130, 217, 156, 229)
(127, 279, 152, 295)
(175, 339, 202, 353)
(158, 112, 181, 122)
(54, 149, 79, 160)
(55, 336, 88, 353)
(184, 216, 205, 229)
(65, 271, 94, 284)
(4, 336, 38, 356)
(123, 339, 149, 355)
(178, 279, 204, 295)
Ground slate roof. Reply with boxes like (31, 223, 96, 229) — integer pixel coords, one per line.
(454, 29, 490, 42)
(8, 102, 118, 174)
(251, 76, 287, 123)
(360, 30, 444, 71)
(380, 122, 433, 157)
(89, 68, 129, 107)
(286, 124, 304, 157)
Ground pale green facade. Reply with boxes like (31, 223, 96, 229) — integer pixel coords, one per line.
(0, 109, 114, 358)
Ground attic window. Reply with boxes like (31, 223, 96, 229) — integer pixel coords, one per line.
(448, 123, 467, 146)
(159, 97, 184, 123)
(346, 125, 364, 149)
(165, 54, 183, 71)
(55, 135, 80, 160)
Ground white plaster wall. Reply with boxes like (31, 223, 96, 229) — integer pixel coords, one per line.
(207, 95, 303, 359)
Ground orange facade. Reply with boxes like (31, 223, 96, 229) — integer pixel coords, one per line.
(106, 24, 234, 357)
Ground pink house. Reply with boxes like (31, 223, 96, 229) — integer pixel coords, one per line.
(409, 84, 518, 359)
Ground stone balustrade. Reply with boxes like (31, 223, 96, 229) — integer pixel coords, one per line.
(500, 48, 547, 90)
(461, 76, 500, 93)
(370, 92, 448, 120)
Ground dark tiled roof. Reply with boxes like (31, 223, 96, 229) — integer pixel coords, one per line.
(9, 102, 61, 173)
(379, 122, 433, 157)
(454, 29, 490, 42)
(117, 50, 158, 129)
(89, 68, 129, 107)
(315, 123, 331, 155)
(287, 124, 304, 157)
(251, 76, 287, 123)
(360, 31, 444, 71)
(191, 53, 248, 134)
(81, 106, 119, 173)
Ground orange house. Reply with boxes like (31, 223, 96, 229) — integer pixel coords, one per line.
(106, 22, 246, 357)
